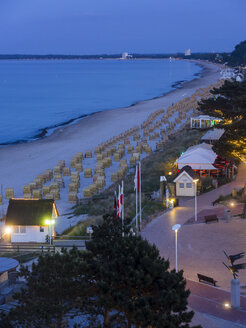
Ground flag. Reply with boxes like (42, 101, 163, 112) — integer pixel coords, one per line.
(118, 183, 124, 218)
(134, 164, 140, 191)
(117, 191, 120, 216)
(114, 191, 117, 211)
(118, 185, 121, 217)
(120, 183, 124, 217)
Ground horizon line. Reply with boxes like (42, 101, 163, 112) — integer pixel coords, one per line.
(0, 51, 229, 57)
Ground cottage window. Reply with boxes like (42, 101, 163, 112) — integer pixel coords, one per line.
(179, 183, 184, 188)
(19, 226, 26, 233)
(40, 227, 44, 232)
(13, 226, 19, 233)
(13, 226, 26, 234)
(186, 183, 192, 188)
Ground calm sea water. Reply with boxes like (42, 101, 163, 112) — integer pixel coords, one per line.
(0, 59, 202, 145)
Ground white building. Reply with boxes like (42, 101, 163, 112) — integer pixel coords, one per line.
(175, 143, 218, 172)
(5, 199, 58, 243)
(173, 166, 200, 197)
(122, 52, 128, 59)
(190, 115, 222, 129)
(185, 49, 191, 56)
(121, 52, 133, 59)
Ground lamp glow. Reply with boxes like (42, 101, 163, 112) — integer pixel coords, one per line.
(223, 302, 230, 309)
(5, 227, 12, 234)
(45, 219, 51, 225)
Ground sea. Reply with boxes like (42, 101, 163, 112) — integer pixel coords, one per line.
(0, 59, 202, 145)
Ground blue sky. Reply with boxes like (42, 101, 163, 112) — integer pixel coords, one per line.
(0, 0, 245, 54)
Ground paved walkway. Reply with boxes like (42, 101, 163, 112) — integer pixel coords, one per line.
(187, 280, 246, 326)
(185, 203, 243, 224)
(142, 162, 246, 289)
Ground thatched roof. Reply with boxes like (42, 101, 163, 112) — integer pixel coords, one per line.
(6, 199, 58, 226)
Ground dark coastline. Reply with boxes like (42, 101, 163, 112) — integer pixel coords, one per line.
(0, 112, 100, 146)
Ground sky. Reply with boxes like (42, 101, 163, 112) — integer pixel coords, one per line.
(0, 0, 245, 55)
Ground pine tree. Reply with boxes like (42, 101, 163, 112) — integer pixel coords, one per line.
(227, 40, 246, 66)
(198, 79, 246, 160)
(84, 214, 200, 328)
(6, 249, 87, 328)
(5, 215, 200, 327)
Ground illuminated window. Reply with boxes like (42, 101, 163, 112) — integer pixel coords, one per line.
(179, 183, 184, 188)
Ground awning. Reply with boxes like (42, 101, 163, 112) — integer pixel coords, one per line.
(178, 163, 217, 170)
(201, 129, 225, 141)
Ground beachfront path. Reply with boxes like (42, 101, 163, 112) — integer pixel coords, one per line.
(142, 162, 246, 290)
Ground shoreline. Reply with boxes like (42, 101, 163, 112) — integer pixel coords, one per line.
(0, 59, 204, 147)
(0, 60, 221, 202)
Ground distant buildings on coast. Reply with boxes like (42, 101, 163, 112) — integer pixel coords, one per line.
(121, 52, 133, 59)
(185, 49, 191, 56)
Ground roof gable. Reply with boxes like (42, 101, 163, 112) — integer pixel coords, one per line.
(6, 199, 57, 226)
(174, 171, 194, 183)
(173, 165, 200, 182)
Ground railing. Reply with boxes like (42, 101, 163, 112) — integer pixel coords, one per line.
(53, 235, 90, 240)
(0, 244, 55, 253)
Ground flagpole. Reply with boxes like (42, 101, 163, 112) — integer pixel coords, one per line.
(139, 162, 142, 231)
(119, 184, 121, 218)
(122, 180, 124, 237)
(136, 164, 138, 231)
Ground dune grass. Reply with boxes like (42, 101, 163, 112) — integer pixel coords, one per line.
(62, 216, 103, 236)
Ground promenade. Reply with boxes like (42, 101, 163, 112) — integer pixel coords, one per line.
(142, 162, 246, 323)
(188, 280, 246, 326)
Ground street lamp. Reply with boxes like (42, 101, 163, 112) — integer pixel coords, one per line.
(193, 179, 199, 222)
(172, 224, 181, 273)
(5, 226, 12, 234)
(45, 219, 55, 245)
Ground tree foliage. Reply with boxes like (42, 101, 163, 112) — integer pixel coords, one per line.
(84, 214, 198, 327)
(227, 40, 246, 66)
(6, 248, 88, 328)
(4, 214, 200, 328)
(198, 79, 246, 159)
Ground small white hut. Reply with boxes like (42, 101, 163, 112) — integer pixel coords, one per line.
(5, 199, 58, 243)
(173, 166, 200, 197)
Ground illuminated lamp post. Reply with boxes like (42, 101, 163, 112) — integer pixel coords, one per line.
(172, 224, 181, 273)
(193, 179, 199, 222)
(45, 219, 55, 245)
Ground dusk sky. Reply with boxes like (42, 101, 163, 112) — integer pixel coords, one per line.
(0, 0, 245, 54)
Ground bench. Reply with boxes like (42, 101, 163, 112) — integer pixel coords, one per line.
(204, 214, 218, 224)
(197, 273, 217, 286)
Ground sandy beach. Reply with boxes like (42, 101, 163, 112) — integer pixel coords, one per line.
(0, 60, 221, 220)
